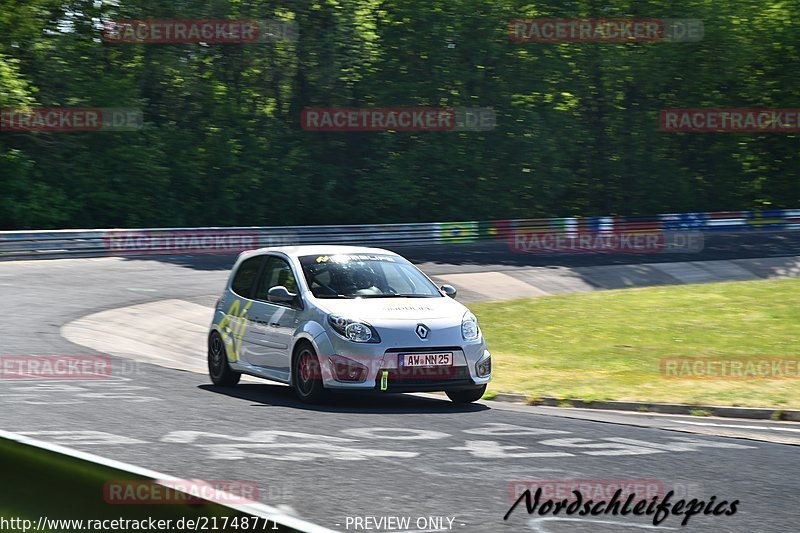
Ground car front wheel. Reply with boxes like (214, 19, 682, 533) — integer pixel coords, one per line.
(293, 344, 328, 403)
(445, 384, 487, 403)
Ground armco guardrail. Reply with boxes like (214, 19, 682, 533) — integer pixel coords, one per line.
(0, 429, 334, 533)
(1, 209, 799, 260)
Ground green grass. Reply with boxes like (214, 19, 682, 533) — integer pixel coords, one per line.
(469, 277, 800, 409)
(0, 438, 301, 533)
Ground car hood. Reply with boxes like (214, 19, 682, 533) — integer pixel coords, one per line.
(312, 296, 466, 321)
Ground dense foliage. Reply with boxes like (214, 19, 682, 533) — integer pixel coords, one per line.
(1, 1, 798, 229)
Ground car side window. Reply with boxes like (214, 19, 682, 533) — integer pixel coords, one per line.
(230, 256, 263, 299)
(254, 257, 298, 301)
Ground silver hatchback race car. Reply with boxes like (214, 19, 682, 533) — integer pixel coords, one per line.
(207, 245, 491, 403)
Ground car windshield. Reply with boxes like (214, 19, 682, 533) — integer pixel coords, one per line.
(298, 253, 442, 298)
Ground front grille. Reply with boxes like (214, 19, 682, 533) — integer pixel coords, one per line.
(379, 347, 474, 391)
(376, 366, 474, 392)
(385, 346, 464, 354)
(385, 365, 471, 384)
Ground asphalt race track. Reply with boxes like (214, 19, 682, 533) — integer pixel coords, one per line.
(2, 233, 799, 533)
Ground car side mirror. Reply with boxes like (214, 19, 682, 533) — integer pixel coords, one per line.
(268, 285, 297, 304)
(441, 284, 457, 299)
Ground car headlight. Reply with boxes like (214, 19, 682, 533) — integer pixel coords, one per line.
(461, 311, 480, 341)
(328, 315, 381, 343)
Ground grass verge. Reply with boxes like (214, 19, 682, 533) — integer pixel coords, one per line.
(0, 436, 300, 532)
(469, 277, 800, 409)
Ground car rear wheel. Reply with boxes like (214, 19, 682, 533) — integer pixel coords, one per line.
(293, 344, 328, 403)
(445, 384, 486, 403)
(208, 331, 241, 386)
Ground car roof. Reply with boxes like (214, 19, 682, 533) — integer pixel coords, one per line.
(241, 245, 399, 259)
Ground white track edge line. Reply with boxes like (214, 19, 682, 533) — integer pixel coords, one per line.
(0, 428, 338, 533)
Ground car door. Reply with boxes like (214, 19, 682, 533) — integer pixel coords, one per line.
(243, 255, 301, 377)
(221, 255, 264, 364)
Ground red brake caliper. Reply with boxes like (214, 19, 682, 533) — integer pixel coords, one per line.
(301, 356, 309, 381)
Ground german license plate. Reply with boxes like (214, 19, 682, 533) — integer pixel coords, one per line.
(399, 352, 453, 367)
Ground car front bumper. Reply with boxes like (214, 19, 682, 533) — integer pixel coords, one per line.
(312, 330, 491, 392)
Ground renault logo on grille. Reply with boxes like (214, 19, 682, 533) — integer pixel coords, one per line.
(415, 324, 430, 340)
